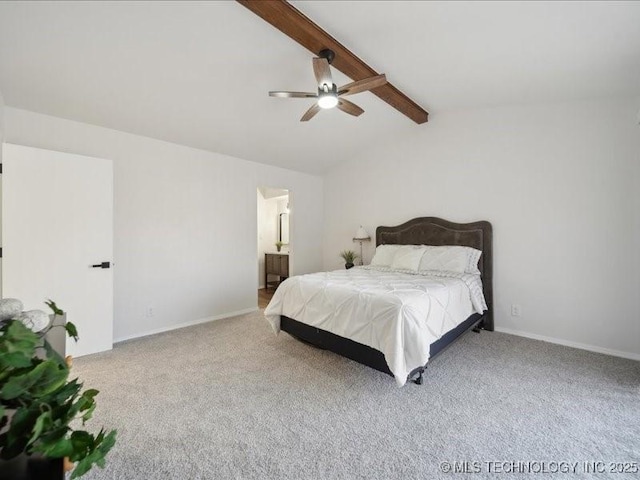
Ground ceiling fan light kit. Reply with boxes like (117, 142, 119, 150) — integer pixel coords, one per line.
(317, 84, 338, 109)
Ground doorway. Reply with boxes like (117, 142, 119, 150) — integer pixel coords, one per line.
(257, 187, 290, 309)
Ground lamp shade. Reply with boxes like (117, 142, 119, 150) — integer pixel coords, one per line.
(353, 226, 370, 241)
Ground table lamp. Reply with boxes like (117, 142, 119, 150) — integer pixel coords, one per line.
(353, 226, 371, 265)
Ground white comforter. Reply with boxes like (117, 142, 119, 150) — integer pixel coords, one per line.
(264, 266, 487, 386)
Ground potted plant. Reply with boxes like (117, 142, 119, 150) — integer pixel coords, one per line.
(0, 300, 116, 479)
(339, 250, 359, 269)
(275, 241, 284, 252)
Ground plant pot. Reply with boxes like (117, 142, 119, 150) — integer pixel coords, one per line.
(0, 454, 64, 480)
(276, 246, 281, 252)
(345, 263, 354, 270)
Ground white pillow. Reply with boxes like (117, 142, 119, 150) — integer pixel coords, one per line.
(370, 244, 402, 267)
(390, 245, 425, 272)
(418, 245, 482, 274)
(465, 248, 482, 275)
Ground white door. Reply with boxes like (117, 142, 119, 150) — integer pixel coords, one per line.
(2, 143, 113, 357)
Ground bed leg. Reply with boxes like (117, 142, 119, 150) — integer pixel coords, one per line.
(412, 369, 424, 385)
(472, 319, 485, 333)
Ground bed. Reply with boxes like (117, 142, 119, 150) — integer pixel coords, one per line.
(264, 217, 493, 386)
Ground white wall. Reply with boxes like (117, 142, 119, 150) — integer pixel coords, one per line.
(323, 97, 640, 359)
(4, 107, 324, 342)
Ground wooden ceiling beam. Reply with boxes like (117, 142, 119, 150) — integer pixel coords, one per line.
(236, 0, 429, 124)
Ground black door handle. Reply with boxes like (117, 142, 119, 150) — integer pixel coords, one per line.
(90, 262, 111, 269)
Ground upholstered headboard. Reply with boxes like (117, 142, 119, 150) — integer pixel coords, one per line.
(376, 217, 493, 331)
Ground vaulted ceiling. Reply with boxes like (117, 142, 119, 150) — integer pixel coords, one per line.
(1, 1, 639, 174)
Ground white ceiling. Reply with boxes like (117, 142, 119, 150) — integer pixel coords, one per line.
(1, 1, 639, 174)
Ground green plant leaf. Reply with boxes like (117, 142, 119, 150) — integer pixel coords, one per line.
(64, 322, 79, 342)
(99, 429, 116, 455)
(70, 429, 116, 479)
(45, 299, 64, 316)
(27, 410, 52, 446)
(32, 424, 71, 455)
(78, 389, 99, 424)
(0, 352, 33, 370)
(80, 389, 99, 402)
(64, 388, 94, 420)
(339, 250, 359, 263)
(0, 359, 67, 400)
(80, 403, 96, 424)
(49, 377, 82, 404)
(70, 430, 93, 454)
(35, 435, 73, 458)
(0, 321, 40, 370)
(32, 364, 69, 397)
(1, 367, 39, 400)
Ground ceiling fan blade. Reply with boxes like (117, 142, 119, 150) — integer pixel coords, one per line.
(312, 57, 333, 88)
(338, 74, 387, 96)
(337, 98, 364, 117)
(269, 91, 317, 98)
(300, 103, 321, 122)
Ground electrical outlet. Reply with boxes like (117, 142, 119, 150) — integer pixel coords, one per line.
(146, 307, 154, 318)
(511, 304, 521, 317)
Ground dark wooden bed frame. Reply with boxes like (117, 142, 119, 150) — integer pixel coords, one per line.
(280, 217, 493, 384)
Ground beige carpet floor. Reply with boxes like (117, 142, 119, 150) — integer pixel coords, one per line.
(74, 310, 640, 479)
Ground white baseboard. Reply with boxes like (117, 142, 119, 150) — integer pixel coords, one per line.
(494, 326, 640, 362)
(114, 307, 259, 343)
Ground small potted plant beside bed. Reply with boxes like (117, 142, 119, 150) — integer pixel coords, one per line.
(339, 250, 359, 270)
(0, 299, 116, 479)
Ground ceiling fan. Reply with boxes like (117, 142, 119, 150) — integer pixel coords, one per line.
(269, 49, 388, 122)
